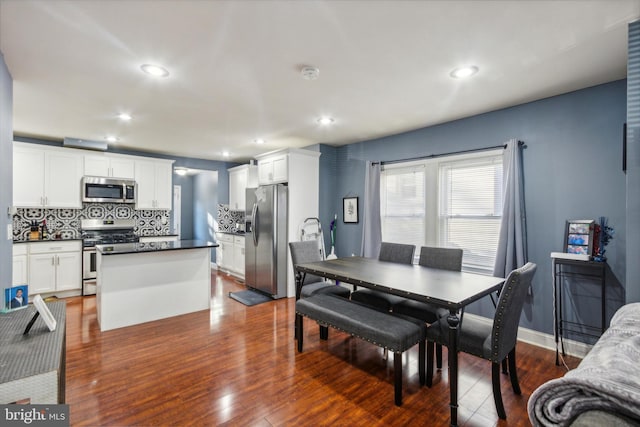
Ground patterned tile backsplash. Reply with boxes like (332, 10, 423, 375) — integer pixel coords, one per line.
(13, 203, 170, 241)
(217, 204, 245, 232)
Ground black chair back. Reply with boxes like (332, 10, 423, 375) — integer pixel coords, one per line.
(418, 246, 463, 271)
(491, 262, 537, 362)
(378, 242, 415, 265)
(289, 240, 325, 285)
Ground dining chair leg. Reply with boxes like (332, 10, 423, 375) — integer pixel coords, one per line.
(436, 344, 443, 369)
(492, 362, 507, 419)
(419, 340, 426, 386)
(426, 341, 434, 387)
(502, 358, 508, 374)
(508, 348, 521, 395)
(394, 351, 403, 406)
(296, 314, 304, 352)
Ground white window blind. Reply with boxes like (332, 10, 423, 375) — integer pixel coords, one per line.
(380, 150, 503, 274)
(439, 156, 503, 273)
(380, 165, 425, 249)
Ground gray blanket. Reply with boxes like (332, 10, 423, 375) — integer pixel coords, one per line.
(528, 303, 640, 426)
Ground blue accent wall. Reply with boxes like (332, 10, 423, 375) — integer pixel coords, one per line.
(172, 174, 194, 240)
(0, 51, 13, 301)
(324, 80, 627, 339)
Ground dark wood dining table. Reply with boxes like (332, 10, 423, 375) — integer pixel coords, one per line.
(294, 256, 505, 427)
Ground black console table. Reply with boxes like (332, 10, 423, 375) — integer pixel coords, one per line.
(552, 257, 606, 365)
(0, 301, 66, 404)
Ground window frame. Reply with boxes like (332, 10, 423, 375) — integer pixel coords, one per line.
(380, 149, 503, 274)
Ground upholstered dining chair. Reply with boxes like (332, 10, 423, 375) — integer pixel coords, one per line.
(425, 262, 537, 419)
(392, 246, 464, 368)
(349, 242, 415, 311)
(289, 240, 351, 300)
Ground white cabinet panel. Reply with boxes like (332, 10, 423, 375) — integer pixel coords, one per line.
(135, 159, 173, 210)
(12, 254, 28, 286)
(55, 251, 82, 291)
(84, 155, 135, 179)
(228, 165, 257, 211)
(28, 241, 82, 294)
(45, 151, 83, 208)
(232, 236, 245, 278)
(257, 153, 288, 185)
(13, 147, 46, 207)
(29, 253, 57, 294)
(109, 158, 136, 179)
(13, 143, 82, 208)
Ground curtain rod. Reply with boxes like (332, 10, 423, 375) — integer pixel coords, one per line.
(374, 140, 526, 166)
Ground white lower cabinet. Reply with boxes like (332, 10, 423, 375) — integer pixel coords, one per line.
(12, 245, 28, 286)
(27, 241, 82, 295)
(232, 236, 245, 279)
(216, 233, 244, 278)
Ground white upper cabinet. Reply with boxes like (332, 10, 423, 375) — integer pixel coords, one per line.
(135, 159, 174, 210)
(257, 153, 288, 185)
(228, 164, 257, 211)
(84, 154, 135, 179)
(13, 143, 82, 208)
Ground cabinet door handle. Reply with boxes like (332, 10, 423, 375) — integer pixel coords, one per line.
(51, 256, 55, 266)
(56, 255, 60, 265)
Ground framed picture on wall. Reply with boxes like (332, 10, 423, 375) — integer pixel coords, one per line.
(343, 197, 359, 223)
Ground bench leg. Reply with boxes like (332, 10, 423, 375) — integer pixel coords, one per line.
(436, 343, 443, 369)
(296, 313, 304, 352)
(394, 351, 403, 406)
(419, 340, 426, 386)
(319, 325, 329, 340)
(426, 341, 434, 387)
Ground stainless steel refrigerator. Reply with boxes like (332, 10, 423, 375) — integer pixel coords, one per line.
(245, 184, 288, 299)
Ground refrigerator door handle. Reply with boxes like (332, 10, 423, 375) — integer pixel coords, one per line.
(251, 202, 259, 246)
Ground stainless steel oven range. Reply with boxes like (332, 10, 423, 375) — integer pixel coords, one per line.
(80, 219, 139, 295)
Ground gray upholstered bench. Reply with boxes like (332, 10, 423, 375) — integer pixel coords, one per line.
(295, 293, 426, 406)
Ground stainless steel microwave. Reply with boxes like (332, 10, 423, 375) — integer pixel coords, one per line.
(82, 176, 136, 204)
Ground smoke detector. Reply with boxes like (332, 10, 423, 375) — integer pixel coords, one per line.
(301, 66, 320, 80)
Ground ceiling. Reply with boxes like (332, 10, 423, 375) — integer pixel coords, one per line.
(1, 1, 639, 162)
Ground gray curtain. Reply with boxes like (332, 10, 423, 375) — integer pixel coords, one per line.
(361, 161, 382, 258)
(493, 139, 528, 279)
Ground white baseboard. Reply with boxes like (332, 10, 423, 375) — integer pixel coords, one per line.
(464, 313, 592, 359)
(211, 262, 218, 270)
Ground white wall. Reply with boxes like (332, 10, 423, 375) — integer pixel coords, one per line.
(0, 51, 13, 302)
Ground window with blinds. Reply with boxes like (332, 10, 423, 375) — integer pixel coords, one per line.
(439, 156, 503, 273)
(380, 151, 503, 274)
(380, 165, 425, 249)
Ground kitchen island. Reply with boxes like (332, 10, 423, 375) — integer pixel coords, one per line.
(96, 240, 217, 331)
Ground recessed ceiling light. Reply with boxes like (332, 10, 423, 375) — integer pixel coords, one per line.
(301, 66, 320, 80)
(222, 151, 230, 157)
(118, 113, 132, 121)
(140, 64, 170, 78)
(317, 117, 335, 125)
(254, 138, 265, 145)
(450, 66, 479, 79)
(174, 167, 188, 176)
(105, 136, 119, 143)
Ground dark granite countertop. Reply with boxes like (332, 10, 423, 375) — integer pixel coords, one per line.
(216, 231, 246, 236)
(13, 238, 83, 244)
(97, 239, 218, 255)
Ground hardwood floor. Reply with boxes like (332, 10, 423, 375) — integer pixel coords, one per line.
(64, 271, 579, 426)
